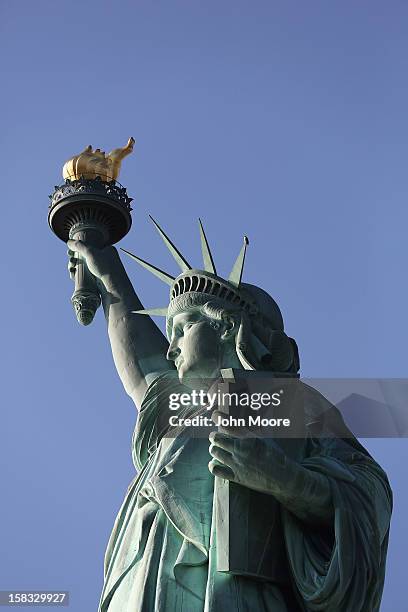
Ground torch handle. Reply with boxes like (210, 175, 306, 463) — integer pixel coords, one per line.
(70, 226, 105, 326)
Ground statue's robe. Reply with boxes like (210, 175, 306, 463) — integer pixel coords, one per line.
(98, 372, 392, 612)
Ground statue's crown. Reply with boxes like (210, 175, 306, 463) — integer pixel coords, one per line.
(122, 218, 297, 372)
(121, 217, 283, 338)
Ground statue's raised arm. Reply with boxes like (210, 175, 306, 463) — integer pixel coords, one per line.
(67, 239, 172, 408)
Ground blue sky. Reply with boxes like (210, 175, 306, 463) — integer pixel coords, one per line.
(1, 1, 407, 609)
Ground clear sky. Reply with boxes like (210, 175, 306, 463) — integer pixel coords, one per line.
(1, 1, 407, 609)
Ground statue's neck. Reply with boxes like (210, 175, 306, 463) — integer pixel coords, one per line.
(220, 345, 242, 372)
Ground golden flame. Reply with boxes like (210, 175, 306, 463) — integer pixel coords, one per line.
(62, 137, 135, 182)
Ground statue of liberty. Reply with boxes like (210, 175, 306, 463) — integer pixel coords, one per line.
(66, 216, 392, 612)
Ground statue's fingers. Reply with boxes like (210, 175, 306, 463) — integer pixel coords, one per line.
(67, 260, 76, 279)
(209, 431, 236, 452)
(210, 432, 252, 458)
(209, 444, 235, 467)
(67, 239, 92, 259)
(208, 459, 235, 480)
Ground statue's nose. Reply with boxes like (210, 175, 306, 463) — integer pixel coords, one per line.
(166, 341, 181, 362)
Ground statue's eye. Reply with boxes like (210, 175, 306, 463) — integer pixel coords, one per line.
(183, 323, 194, 331)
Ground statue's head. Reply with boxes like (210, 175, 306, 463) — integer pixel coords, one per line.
(166, 302, 238, 383)
(124, 218, 300, 386)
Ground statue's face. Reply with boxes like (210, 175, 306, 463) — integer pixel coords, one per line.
(167, 311, 223, 385)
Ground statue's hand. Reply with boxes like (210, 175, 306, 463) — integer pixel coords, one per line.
(208, 411, 302, 498)
(67, 239, 126, 291)
(208, 410, 333, 523)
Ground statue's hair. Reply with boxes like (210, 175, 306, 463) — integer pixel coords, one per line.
(166, 292, 241, 338)
(199, 300, 240, 324)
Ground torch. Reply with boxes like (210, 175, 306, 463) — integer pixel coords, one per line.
(48, 138, 135, 325)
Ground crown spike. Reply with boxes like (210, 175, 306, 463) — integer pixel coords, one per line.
(120, 248, 175, 286)
(228, 236, 249, 288)
(149, 215, 192, 273)
(132, 307, 168, 317)
(198, 218, 217, 274)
